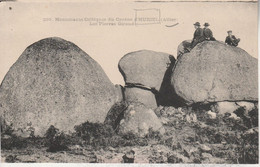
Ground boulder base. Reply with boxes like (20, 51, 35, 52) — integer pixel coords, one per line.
(118, 102, 165, 137)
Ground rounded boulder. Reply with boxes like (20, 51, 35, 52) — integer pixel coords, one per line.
(0, 37, 117, 137)
(172, 41, 258, 104)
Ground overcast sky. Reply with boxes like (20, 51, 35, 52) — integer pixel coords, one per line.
(0, 1, 258, 85)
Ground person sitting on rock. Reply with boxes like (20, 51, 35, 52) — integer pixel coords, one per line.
(190, 22, 204, 49)
(183, 22, 203, 53)
(225, 30, 240, 47)
(203, 23, 216, 41)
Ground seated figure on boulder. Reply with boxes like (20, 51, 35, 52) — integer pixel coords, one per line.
(203, 23, 216, 41)
(225, 30, 240, 47)
(182, 22, 204, 53)
(191, 22, 204, 49)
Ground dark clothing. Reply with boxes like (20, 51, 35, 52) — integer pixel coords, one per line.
(203, 28, 216, 41)
(225, 35, 240, 46)
(193, 27, 204, 41)
(191, 28, 204, 48)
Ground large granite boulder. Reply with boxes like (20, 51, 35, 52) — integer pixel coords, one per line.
(0, 37, 117, 137)
(119, 50, 182, 108)
(172, 41, 258, 105)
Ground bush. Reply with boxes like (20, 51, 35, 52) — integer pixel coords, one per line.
(74, 121, 150, 149)
(1, 136, 28, 150)
(75, 122, 115, 141)
(248, 107, 258, 127)
(45, 125, 69, 152)
(146, 128, 163, 141)
(0, 118, 14, 135)
(237, 144, 259, 164)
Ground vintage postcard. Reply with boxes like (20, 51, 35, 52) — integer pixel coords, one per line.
(0, 0, 258, 165)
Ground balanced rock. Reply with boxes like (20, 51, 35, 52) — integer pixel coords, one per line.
(172, 41, 258, 104)
(0, 37, 117, 137)
(118, 102, 165, 137)
(119, 50, 181, 108)
(119, 50, 175, 90)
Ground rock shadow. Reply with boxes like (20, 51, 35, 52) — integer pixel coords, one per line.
(156, 55, 187, 108)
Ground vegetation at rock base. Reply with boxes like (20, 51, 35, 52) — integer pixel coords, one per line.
(74, 121, 150, 149)
(44, 125, 69, 152)
(1, 104, 258, 163)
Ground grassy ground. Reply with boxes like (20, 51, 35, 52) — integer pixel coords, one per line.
(1, 104, 258, 163)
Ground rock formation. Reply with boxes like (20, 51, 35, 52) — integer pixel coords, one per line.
(119, 50, 182, 108)
(172, 41, 258, 105)
(0, 37, 117, 137)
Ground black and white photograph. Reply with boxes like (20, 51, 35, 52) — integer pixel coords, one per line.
(0, 0, 258, 165)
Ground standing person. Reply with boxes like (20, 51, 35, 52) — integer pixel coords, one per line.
(190, 22, 204, 49)
(203, 23, 216, 41)
(225, 30, 240, 46)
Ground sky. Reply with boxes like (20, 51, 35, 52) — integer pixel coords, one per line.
(0, 1, 258, 85)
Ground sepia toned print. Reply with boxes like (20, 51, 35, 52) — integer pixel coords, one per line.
(0, 0, 258, 164)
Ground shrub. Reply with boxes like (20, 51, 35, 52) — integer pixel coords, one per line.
(248, 107, 258, 127)
(45, 125, 69, 152)
(146, 128, 163, 141)
(74, 122, 115, 141)
(74, 121, 149, 148)
(1, 136, 28, 150)
(0, 118, 14, 135)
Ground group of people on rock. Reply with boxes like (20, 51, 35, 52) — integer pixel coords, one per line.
(183, 22, 241, 53)
(189, 22, 216, 50)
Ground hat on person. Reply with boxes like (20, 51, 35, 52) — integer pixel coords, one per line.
(227, 30, 232, 33)
(204, 23, 210, 26)
(193, 22, 200, 26)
